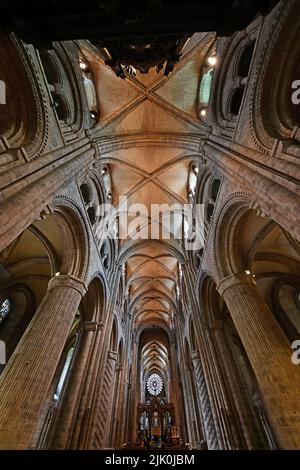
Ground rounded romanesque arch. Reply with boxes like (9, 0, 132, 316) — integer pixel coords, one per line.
(198, 273, 220, 324)
(80, 174, 105, 228)
(249, 0, 300, 152)
(39, 42, 89, 137)
(52, 197, 91, 281)
(80, 275, 106, 323)
(110, 317, 119, 352)
(0, 33, 50, 163)
(211, 24, 259, 138)
(214, 193, 300, 345)
(213, 193, 251, 280)
(1, 0, 299, 451)
(196, 38, 217, 124)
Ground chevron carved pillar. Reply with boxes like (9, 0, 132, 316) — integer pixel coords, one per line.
(191, 351, 219, 450)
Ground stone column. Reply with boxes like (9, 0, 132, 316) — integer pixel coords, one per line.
(51, 320, 100, 449)
(191, 351, 219, 450)
(182, 266, 227, 448)
(217, 273, 300, 449)
(117, 366, 131, 447)
(202, 324, 237, 449)
(108, 364, 123, 447)
(124, 380, 132, 444)
(212, 321, 261, 449)
(169, 339, 183, 438)
(181, 357, 198, 448)
(69, 321, 105, 449)
(0, 274, 86, 450)
(92, 350, 118, 448)
(130, 340, 139, 444)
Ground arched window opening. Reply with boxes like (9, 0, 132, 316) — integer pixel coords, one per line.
(51, 92, 70, 123)
(39, 51, 60, 86)
(237, 42, 255, 78)
(198, 46, 217, 119)
(87, 205, 97, 226)
(199, 69, 213, 106)
(188, 164, 199, 200)
(272, 282, 300, 342)
(206, 203, 214, 221)
(140, 411, 150, 433)
(39, 49, 76, 128)
(210, 178, 221, 201)
(101, 241, 110, 271)
(230, 87, 244, 116)
(53, 347, 75, 402)
(53, 309, 81, 403)
(101, 166, 112, 201)
(83, 77, 97, 113)
(80, 179, 103, 229)
(228, 40, 256, 119)
(80, 182, 92, 205)
(110, 319, 118, 352)
(194, 247, 203, 270)
(79, 53, 99, 124)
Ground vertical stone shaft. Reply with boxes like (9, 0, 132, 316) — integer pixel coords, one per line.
(204, 326, 241, 448)
(51, 321, 98, 449)
(191, 352, 219, 449)
(213, 326, 260, 449)
(92, 350, 118, 448)
(218, 273, 300, 449)
(0, 275, 86, 449)
(108, 364, 123, 447)
(181, 355, 198, 447)
(70, 322, 105, 449)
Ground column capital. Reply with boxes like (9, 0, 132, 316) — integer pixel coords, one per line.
(217, 273, 255, 297)
(82, 321, 98, 332)
(108, 350, 118, 361)
(48, 274, 87, 297)
(190, 350, 201, 361)
(98, 321, 105, 330)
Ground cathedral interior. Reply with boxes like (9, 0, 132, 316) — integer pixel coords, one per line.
(1, 0, 300, 451)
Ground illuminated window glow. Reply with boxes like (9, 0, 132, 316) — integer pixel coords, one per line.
(0, 299, 11, 324)
(146, 373, 163, 396)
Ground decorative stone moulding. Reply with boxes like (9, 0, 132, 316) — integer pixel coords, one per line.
(0, 34, 50, 167)
(249, 1, 300, 153)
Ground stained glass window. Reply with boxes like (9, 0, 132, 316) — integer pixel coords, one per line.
(53, 347, 75, 401)
(0, 299, 11, 324)
(199, 70, 213, 105)
(53, 310, 81, 401)
(146, 373, 163, 396)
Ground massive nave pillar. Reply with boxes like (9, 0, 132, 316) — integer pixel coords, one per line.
(0, 274, 86, 449)
(217, 273, 300, 449)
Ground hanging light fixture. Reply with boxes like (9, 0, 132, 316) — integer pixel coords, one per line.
(207, 55, 217, 66)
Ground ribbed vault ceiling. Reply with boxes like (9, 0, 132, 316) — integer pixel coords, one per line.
(89, 32, 215, 332)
